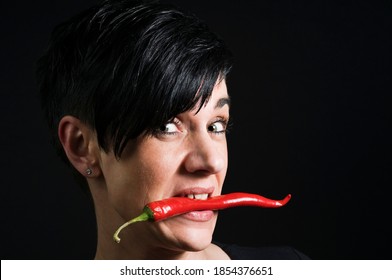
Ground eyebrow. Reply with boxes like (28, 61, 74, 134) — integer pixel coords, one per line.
(215, 97, 231, 109)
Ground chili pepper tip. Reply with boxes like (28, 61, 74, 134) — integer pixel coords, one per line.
(280, 194, 291, 206)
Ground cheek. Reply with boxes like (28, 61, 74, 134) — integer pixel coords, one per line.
(217, 146, 228, 191)
(100, 145, 179, 216)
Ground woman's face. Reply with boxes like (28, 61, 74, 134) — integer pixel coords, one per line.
(99, 79, 230, 253)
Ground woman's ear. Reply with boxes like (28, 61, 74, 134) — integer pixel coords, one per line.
(58, 115, 101, 177)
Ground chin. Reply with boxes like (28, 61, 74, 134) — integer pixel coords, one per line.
(162, 216, 217, 251)
(179, 227, 214, 251)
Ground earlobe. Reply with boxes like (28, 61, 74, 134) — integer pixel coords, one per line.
(58, 116, 101, 177)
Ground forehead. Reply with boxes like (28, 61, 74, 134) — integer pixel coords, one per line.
(187, 79, 230, 119)
(209, 79, 230, 108)
(193, 79, 229, 112)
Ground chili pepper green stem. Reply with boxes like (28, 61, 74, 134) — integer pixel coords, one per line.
(113, 210, 152, 243)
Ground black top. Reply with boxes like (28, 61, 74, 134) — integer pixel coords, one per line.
(215, 242, 310, 260)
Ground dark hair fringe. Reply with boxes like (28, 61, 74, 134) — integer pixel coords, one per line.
(36, 0, 233, 163)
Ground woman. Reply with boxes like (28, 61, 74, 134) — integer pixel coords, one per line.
(36, 0, 308, 259)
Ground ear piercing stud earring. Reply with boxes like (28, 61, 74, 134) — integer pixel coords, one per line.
(86, 168, 93, 175)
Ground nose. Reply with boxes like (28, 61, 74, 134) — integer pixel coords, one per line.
(183, 133, 227, 175)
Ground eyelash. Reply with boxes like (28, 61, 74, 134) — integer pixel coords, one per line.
(208, 117, 229, 135)
(157, 118, 182, 136)
(155, 117, 230, 136)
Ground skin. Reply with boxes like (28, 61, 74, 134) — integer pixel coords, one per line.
(58, 79, 231, 259)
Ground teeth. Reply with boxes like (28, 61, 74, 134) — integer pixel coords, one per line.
(187, 193, 208, 200)
(194, 193, 208, 200)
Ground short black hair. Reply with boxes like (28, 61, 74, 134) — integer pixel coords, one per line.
(36, 0, 233, 164)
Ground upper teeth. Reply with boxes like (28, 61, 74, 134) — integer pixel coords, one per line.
(187, 193, 208, 200)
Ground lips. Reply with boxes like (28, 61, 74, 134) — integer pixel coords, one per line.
(182, 209, 214, 222)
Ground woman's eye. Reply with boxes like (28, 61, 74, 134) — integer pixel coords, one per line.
(158, 122, 179, 135)
(208, 120, 227, 134)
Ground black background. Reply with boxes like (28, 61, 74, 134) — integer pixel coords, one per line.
(1, 0, 391, 260)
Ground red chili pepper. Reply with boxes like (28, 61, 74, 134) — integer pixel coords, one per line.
(113, 192, 291, 243)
